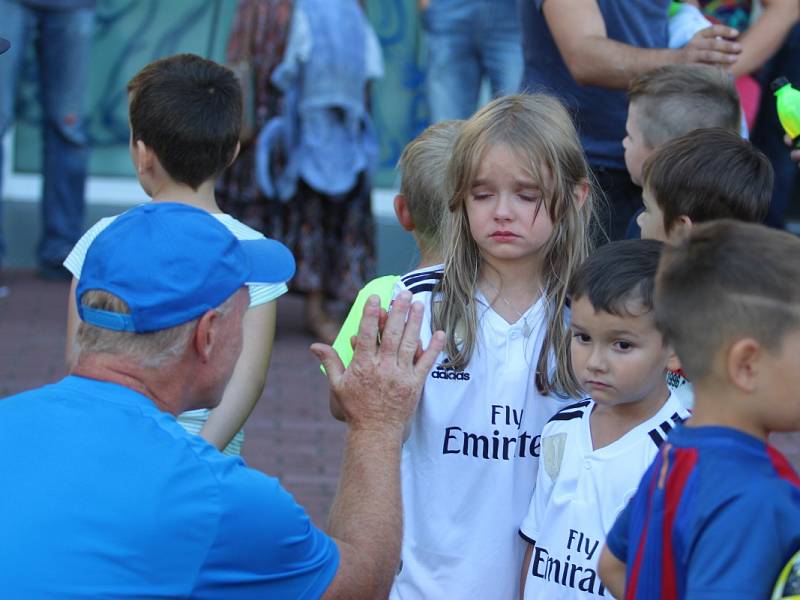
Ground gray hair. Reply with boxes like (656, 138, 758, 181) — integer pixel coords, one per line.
(75, 290, 238, 368)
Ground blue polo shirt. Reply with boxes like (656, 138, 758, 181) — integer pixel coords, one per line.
(519, 0, 670, 170)
(0, 376, 339, 599)
(607, 425, 800, 599)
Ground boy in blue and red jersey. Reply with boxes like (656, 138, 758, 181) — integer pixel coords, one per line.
(598, 220, 800, 599)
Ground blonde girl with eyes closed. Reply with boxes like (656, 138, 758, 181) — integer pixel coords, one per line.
(389, 94, 595, 600)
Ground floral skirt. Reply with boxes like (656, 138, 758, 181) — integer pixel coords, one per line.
(217, 151, 375, 303)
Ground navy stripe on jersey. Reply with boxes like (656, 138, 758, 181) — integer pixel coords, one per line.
(549, 411, 585, 423)
(560, 399, 591, 412)
(518, 530, 535, 545)
(401, 270, 443, 287)
(649, 429, 664, 447)
(407, 283, 438, 294)
(547, 400, 591, 423)
(648, 412, 689, 448)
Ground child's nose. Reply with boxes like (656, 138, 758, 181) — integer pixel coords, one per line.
(493, 194, 514, 220)
(586, 348, 607, 372)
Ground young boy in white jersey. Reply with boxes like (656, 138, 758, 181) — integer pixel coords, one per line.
(519, 239, 691, 599)
(62, 54, 294, 455)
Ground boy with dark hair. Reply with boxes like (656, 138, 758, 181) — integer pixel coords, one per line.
(63, 54, 290, 456)
(624, 64, 741, 187)
(519, 239, 691, 599)
(599, 220, 800, 599)
(637, 127, 773, 242)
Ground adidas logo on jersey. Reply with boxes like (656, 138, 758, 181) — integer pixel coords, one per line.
(431, 357, 471, 381)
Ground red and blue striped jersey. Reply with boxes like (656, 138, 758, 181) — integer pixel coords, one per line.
(606, 425, 800, 599)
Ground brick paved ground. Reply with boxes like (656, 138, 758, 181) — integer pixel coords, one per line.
(2, 269, 799, 531)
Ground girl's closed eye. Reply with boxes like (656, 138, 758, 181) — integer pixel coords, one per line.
(518, 187, 543, 203)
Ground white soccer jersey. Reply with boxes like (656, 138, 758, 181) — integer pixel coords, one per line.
(520, 395, 691, 599)
(390, 266, 574, 600)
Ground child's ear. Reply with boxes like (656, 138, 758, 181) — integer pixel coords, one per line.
(227, 141, 241, 167)
(134, 139, 155, 175)
(665, 348, 682, 374)
(573, 180, 590, 208)
(667, 216, 693, 245)
(726, 338, 761, 393)
(394, 194, 415, 232)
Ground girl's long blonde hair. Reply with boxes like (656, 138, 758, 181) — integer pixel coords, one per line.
(432, 94, 595, 398)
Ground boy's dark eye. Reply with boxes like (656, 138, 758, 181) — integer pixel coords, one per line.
(615, 341, 633, 351)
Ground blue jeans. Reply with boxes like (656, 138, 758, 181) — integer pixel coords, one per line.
(751, 23, 800, 229)
(423, 0, 522, 122)
(0, 1, 94, 267)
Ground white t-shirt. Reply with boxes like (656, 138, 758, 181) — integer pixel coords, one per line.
(520, 395, 691, 599)
(390, 266, 573, 600)
(63, 207, 289, 456)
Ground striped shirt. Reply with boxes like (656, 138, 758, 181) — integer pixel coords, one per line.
(607, 425, 800, 599)
(64, 207, 289, 456)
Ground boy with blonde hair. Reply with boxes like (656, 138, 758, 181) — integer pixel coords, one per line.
(623, 64, 741, 187)
(327, 120, 461, 371)
(599, 221, 800, 599)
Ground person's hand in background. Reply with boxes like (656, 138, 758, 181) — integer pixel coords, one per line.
(786, 134, 800, 165)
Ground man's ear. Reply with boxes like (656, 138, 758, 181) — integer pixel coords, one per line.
(394, 194, 415, 231)
(726, 338, 761, 393)
(193, 310, 221, 363)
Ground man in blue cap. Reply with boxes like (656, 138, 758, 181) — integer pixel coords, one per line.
(0, 202, 444, 599)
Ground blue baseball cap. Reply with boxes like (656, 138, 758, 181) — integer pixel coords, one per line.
(77, 203, 295, 333)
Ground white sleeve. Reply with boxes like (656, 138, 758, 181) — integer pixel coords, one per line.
(247, 282, 288, 308)
(519, 426, 557, 542)
(63, 216, 117, 279)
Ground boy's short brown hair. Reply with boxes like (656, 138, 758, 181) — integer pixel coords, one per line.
(656, 220, 800, 381)
(127, 54, 242, 190)
(641, 128, 773, 233)
(628, 64, 740, 148)
(398, 120, 462, 253)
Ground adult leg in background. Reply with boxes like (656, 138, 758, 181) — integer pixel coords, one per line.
(0, 0, 31, 274)
(36, 6, 94, 276)
(423, 1, 482, 121)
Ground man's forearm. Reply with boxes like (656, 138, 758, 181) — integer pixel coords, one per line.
(327, 428, 404, 597)
(731, 2, 799, 77)
(562, 36, 679, 89)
